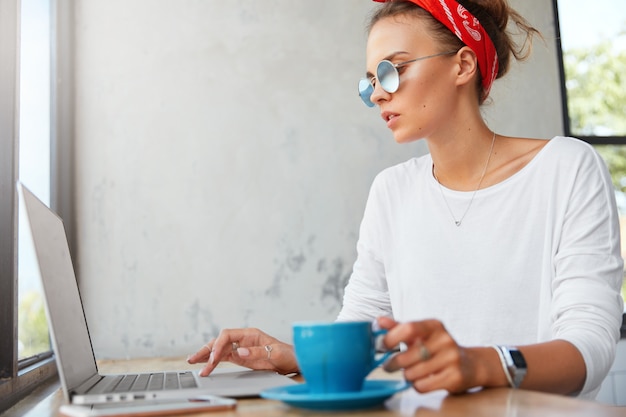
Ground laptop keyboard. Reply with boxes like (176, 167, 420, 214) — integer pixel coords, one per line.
(102, 371, 198, 393)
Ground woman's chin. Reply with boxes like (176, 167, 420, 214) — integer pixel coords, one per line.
(393, 133, 423, 145)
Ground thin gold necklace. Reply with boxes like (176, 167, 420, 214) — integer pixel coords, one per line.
(432, 131, 496, 227)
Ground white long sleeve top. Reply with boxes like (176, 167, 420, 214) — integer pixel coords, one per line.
(337, 136, 624, 398)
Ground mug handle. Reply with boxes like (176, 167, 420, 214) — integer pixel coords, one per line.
(372, 329, 395, 369)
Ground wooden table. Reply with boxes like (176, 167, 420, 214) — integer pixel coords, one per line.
(16, 357, 626, 417)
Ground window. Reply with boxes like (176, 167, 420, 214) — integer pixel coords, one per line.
(0, 0, 71, 411)
(555, 0, 626, 312)
(555, 0, 626, 141)
(18, 0, 52, 363)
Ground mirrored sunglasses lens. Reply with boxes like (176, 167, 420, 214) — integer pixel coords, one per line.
(358, 78, 375, 107)
(377, 60, 399, 93)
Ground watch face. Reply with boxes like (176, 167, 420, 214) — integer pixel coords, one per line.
(510, 350, 527, 368)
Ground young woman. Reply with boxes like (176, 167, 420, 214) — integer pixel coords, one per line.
(188, 0, 624, 399)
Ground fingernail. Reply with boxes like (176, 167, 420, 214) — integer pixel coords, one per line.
(237, 347, 250, 357)
(209, 351, 215, 365)
(383, 361, 399, 373)
(186, 354, 193, 363)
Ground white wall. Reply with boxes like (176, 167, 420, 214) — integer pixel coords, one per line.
(71, 0, 563, 359)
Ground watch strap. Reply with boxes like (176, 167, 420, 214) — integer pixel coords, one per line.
(492, 345, 527, 388)
(492, 345, 515, 388)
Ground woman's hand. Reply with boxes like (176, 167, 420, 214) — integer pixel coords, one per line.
(187, 327, 299, 377)
(377, 316, 495, 394)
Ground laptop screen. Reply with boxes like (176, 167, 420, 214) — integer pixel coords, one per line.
(19, 184, 99, 393)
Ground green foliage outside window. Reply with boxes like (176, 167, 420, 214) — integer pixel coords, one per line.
(564, 30, 626, 138)
(18, 290, 49, 359)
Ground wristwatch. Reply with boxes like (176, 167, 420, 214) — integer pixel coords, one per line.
(497, 346, 527, 388)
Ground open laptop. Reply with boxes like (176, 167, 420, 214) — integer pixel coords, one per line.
(17, 183, 296, 405)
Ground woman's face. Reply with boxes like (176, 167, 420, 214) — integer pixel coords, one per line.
(366, 14, 459, 144)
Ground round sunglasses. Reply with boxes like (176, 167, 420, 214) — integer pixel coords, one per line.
(358, 50, 458, 107)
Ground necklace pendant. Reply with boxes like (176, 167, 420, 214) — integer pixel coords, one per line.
(433, 131, 497, 230)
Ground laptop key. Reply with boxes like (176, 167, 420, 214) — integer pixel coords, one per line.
(131, 373, 151, 391)
(164, 372, 179, 390)
(114, 374, 138, 392)
(147, 373, 165, 390)
(89, 375, 123, 394)
(179, 371, 197, 389)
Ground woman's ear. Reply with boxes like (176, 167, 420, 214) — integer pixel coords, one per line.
(454, 46, 479, 88)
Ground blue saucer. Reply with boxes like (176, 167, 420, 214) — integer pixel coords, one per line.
(260, 379, 411, 411)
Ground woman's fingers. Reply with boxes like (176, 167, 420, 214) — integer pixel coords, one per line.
(383, 339, 433, 372)
(381, 319, 439, 371)
(228, 345, 275, 369)
(187, 341, 214, 364)
(377, 318, 475, 393)
(188, 329, 252, 376)
(187, 328, 299, 377)
(231, 343, 299, 375)
(209, 328, 258, 360)
(376, 316, 398, 330)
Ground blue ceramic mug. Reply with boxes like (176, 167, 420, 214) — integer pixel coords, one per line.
(292, 321, 393, 394)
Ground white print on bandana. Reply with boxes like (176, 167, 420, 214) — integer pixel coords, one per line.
(457, 4, 482, 41)
(438, 0, 463, 40)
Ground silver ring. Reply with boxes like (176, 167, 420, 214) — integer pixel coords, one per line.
(264, 345, 273, 359)
(419, 344, 431, 361)
(232, 342, 240, 351)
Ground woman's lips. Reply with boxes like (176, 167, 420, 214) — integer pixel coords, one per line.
(382, 111, 399, 129)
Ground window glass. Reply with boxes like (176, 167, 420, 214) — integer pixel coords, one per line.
(18, 0, 51, 360)
(557, 0, 626, 137)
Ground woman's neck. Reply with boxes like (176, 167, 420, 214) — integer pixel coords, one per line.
(428, 126, 497, 191)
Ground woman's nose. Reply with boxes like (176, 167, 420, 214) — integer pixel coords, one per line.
(370, 81, 390, 105)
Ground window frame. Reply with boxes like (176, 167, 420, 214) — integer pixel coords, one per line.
(553, 0, 626, 145)
(0, 0, 74, 411)
(0, 0, 21, 400)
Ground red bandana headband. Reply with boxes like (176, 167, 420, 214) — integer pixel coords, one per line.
(374, 0, 499, 98)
